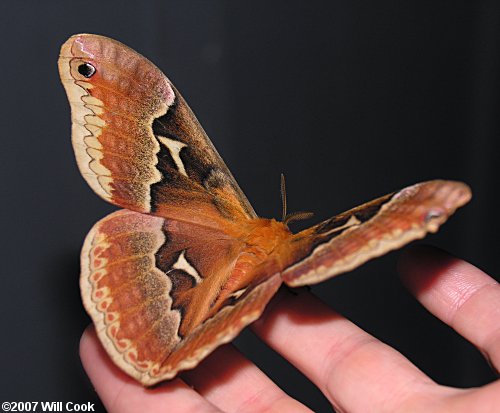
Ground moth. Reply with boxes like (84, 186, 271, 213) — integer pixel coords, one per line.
(58, 34, 471, 386)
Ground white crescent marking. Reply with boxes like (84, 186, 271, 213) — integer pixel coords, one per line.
(172, 250, 202, 285)
(157, 136, 188, 177)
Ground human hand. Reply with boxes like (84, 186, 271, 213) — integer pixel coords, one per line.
(80, 245, 499, 412)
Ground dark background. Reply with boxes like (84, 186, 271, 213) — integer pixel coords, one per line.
(1, 1, 498, 412)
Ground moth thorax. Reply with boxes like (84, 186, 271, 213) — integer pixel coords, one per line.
(245, 218, 291, 254)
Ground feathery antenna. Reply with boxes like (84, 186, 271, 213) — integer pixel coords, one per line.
(281, 173, 287, 222)
(280, 173, 314, 225)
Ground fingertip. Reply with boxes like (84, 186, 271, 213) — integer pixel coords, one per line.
(79, 324, 97, 367)
(80, 324, 95, 351)
(79, 325, 111, 372)
(398, 246, 500, 368)
(398, 243, 497, 320)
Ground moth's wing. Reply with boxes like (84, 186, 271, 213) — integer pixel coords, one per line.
(280, 180, 471, 287)
(58, 34, 255, 228)
(82, 210, 281, 386)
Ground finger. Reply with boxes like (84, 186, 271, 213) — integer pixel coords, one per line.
(398, 245, 500, 370)
(252, 288, 438, 413)
(182, 344, 312, 412)
(80, 326, 222, 413)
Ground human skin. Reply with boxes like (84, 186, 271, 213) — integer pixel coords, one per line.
(80, 245, 499, 412)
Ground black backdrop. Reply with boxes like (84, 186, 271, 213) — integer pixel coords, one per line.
(1, 1, 498, 412)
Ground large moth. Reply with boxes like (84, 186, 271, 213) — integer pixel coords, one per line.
(58, 34, 471, 386)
